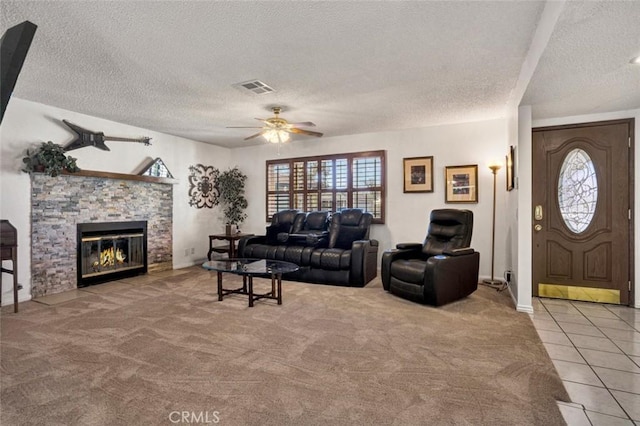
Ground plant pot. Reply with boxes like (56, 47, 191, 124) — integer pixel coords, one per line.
(225, 224, 237, 235)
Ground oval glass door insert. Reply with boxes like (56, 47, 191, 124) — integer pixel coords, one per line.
(557, 148, 598, 233)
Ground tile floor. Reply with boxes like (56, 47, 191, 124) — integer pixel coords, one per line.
(532, 297, 640, 425)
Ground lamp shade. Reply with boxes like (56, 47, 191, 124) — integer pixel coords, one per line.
(263, 129, 290, 144)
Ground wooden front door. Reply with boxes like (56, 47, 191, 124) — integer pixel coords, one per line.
(532, 119, 633, 305)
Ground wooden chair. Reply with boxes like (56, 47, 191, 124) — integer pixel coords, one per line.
(1, 220, 19, 313)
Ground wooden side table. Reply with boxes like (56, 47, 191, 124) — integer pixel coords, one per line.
(207, 232, 254, 260)
(1, 220, 19, 313)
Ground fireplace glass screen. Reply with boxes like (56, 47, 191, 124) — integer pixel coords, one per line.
(80, 232, 144, 279)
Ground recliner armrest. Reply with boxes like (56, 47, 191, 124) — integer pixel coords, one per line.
(381, 245, 423, 291)
(279, 231, 330, 247)
(265, 225, 282, 245)
(276, 232, 290, 243)
(350, 239, 379, 287)
(305, 231, 329, 247)
(237, 235, 266, 257)
(423, 251, 480, 306)
(443, 247, 474, 256)
(396, 242, 422, 250)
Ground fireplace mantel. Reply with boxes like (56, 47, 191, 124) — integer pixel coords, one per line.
(62, 169, 178, 185)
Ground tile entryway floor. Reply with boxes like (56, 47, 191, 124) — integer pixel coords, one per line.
(532, 297, 640, 425)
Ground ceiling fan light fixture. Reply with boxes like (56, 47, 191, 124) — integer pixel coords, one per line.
(230, 106, 321, 144)
(630, 55, 640, 65)
(264, 129, 290, 144)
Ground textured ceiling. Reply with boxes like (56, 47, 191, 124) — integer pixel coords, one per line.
(522, 1, 640, 119)
(1, 1, 637, 148)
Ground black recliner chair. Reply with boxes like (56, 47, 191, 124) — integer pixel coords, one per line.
(381, 209, 480, 306)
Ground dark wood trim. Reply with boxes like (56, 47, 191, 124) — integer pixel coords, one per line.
(532, 118, 634, 132)
(62, 169, 178, 185)
(629, 118, 635, 305)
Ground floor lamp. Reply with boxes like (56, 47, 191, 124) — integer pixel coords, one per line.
(483, 164, 503, 286)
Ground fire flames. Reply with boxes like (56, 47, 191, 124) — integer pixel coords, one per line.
(99, 247, 126, 267)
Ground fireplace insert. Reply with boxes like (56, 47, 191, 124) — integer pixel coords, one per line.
(77, 221, 147, 287)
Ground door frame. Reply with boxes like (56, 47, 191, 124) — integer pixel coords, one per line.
(531, 118, 635, 306)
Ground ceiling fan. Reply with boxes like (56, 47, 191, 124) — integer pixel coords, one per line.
(227, 107, 323, 143)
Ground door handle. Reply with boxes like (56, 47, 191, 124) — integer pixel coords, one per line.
(534, 205, 543, 221)
(534, 224, 542, 232)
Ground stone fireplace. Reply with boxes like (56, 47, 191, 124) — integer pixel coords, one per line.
(30, 172, 173, 297)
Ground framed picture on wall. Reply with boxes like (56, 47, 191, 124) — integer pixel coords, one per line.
(506, 145, 515, 191)
(445, 164, 478, 203)
(403, 156, 434, 193)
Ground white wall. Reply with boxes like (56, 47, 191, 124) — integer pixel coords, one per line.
(515, 106, 533, 312)
(0, 98, 231, 304)
(502, 106, 520, 304)
(231, 118, 510, 281)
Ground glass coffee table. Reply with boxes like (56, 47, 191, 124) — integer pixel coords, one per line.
(202, 258, 299, 307)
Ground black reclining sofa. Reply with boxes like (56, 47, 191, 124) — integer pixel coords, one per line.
(238, 209, 378, 287)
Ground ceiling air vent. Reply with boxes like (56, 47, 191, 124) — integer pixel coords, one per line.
(233, 80, 275, 95)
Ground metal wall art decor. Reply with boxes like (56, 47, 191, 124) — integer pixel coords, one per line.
(61, 120, 151, 151)
(445, 164, 478, 203)
(403, 156, 434, 193)
(188, 164, 220, 208)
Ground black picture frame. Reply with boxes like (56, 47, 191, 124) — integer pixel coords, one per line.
(506, 146, 515, 191)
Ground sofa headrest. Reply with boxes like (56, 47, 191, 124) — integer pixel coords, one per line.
(271, 209, 300, 226)
(339, 208, 367, 226)
(304, 211, 331, 231)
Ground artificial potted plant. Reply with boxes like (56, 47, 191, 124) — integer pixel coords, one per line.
(217, 167, 248, 234)
(22, 141, 80, 177)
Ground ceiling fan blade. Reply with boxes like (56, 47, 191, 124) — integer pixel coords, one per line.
(289, 121, 316, 127)
(255, 118, 278, 128)
(244, 131, 266, 141)
(227, 126, 264, 129)
(288, 127, 323, 137)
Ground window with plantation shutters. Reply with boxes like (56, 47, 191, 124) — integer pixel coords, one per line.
(266, 163, 290, 217)
(266, 151, 386, 223)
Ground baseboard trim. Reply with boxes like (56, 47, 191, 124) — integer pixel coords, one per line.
(172, 259, 207, 270)
(517, 304, 534, 313)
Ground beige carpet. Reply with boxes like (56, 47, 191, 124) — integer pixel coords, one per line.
(1, 267, 568, 425)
